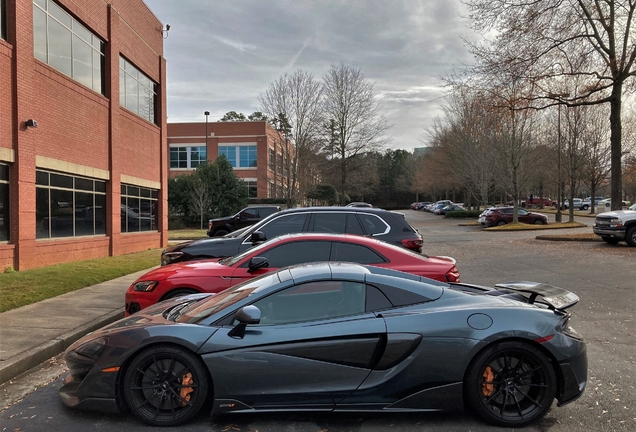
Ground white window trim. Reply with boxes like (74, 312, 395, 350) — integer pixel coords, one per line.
(218, 142, 258, 169)
(170, 144, 207, 170)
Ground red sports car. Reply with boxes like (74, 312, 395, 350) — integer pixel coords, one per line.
(126, 233, 460, 315)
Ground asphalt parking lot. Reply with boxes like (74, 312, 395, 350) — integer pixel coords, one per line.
(1, 209, 634, 432)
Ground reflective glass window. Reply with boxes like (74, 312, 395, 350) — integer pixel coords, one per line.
(330, 242, 385, 264)
(259, 213, 307, 240)
(36, 170, 106, 238)
(32, 0, 104, 94)
(218, 146, 237, 167)
(1, 0, 7, 41)
(0, 164, 9, 242)
(358, 214, 388, 235)
(312, 213, 346, 233)
(119, 56, 157, 123)
(239, 146, 257, 167)
(121, 184, 158, 233)
(256, 241, 331, 268)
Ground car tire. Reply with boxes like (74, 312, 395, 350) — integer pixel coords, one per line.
(496, 220, 507, 226)
(582, 205, 589, 211)
(626, 226, 636, 247)
(532, 219, 545, 225)
(123, 345, 210, 427)
(465, 341, 556, 427)
(601, 237, 620, 245)
(213, 229, 230, 237)
(162, 288, 199, 301)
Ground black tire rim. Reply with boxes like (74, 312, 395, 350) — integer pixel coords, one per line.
(128, 353, 201, 424)
(477, 349, 551, 423)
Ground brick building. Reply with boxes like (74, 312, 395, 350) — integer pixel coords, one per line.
(168, 121, 294, 200)
(0, 0, 168, 270)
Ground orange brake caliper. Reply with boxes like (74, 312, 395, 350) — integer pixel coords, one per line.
(180, 372, 194, 406)
(482, 366, 495, 397)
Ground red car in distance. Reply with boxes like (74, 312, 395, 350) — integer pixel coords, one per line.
(125, 233, 460, 315)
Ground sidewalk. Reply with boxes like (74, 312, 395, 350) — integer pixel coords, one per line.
(0, 269, 151, 384)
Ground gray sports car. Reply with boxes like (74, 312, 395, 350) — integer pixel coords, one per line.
(59, 263, 586, 428)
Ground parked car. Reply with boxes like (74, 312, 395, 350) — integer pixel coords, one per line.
(597, 199, 630, 209)
(438, 204, 466, 215)
(563, 198, 586, 210)
(63, 262, 587, 428)
(479, 207, 548, 227)
(413, 201, 431, 210)
(162, 206, 423, 265)
(346, 202, 373, 207)
(128, 233, 460, 314)
(593, 207, 636, 246)
(630, 204, 636, 211)
(207, 206, 280, 237)
(523, 197, 553, 208)
(582, 197, 605, 206)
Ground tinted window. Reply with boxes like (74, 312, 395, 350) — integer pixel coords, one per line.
(313, 213, 346, 233)
(241, 208, 257, 219)
(518, 209, 529, 216)
(346, 214, 364, 235)
(259, 213, 308, 239)
(253, 280, 366, 325)
(259, 207, 278, 218)
(358, 214, 388, 235)
(331, 242, 386, 264)
(255, 241, 331, 268)
(372, 282, 433, 307)
(366, 285, 393, 311)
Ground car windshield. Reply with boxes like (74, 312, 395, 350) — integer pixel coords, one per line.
(176, 273, 281, 324)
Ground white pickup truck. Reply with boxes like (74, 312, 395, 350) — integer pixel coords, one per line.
(593, 206, 636, 246)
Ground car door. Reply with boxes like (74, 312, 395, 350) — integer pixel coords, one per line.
(229, 240, 332, 286)
(199, 279, 387, 409)
(237, 213, 310, 254)
(517, 208, 531, 223)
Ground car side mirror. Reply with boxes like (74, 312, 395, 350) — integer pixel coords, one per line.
(228, 305, 261, 338)
(250, 231, 266, 243)
(247, 256, 269, 273)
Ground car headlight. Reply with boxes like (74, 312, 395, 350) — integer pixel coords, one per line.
(74, 337, 108, 358)
(133, 281, 159, 292)
(608, 218, 623, 228)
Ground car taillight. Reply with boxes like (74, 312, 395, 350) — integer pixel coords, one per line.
(445, 265, 460, 282)
(401, 238, 423, 251)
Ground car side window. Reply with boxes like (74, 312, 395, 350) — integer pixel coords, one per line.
(313, 213, 347, 233)
(244, 241, 331, 268)
(358, 214, 389, 235)
(241, 209, 257, 219)
(258, 214, 308, 239)
(346, 214, 365, 235)
(518, 209, 528, 216)
(330, 242, 386, 264)
(252, 280, 367, 325)
(259, 208, 278, 218)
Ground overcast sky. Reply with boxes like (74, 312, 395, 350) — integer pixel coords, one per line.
(144, 0, 478, 152)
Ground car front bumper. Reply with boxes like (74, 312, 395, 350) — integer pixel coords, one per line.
(59, 364, 121, 414)
(593, 226, 626, 240)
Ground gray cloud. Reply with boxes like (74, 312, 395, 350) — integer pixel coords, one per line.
(146, 0, 476, 150)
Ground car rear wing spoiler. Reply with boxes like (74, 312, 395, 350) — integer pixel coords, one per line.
(494, 281, 580, 310)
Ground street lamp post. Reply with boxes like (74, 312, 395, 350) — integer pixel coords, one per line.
(204, 111, 210, 150)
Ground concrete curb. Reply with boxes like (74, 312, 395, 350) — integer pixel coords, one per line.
(535, 235, 602, 242)
(0, 309, 124, 384)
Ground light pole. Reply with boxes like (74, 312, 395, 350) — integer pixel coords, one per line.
(204, 111, 209, 151)
(549, 93, 569, 223)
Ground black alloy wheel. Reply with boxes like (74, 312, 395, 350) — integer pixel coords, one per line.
(465, 341, 556, 427)
(124, 345, 209, 426)
(532, 219, 545, 225)
(496, 220, 507, 226)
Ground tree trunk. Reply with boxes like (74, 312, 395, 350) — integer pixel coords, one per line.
(609, 82, 623, 211)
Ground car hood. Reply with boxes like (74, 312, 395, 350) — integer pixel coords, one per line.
(596, 210, 636, 218)
(135, 259, 232, 281)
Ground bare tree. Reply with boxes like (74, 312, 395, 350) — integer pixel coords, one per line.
(189, 176, 213, 230)
(259, 70, 323, 206)
(321, 63, 391, 202)
(464, 0, 636, 210)
(581, 106, 612, 213)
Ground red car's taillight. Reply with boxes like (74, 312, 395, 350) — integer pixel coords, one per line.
(401, 238, 423, 251)
(445, 265, 460, 282)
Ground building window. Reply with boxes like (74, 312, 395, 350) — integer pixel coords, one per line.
(0, 164, 9, 242)
(1, 0, 7, 41)
(268, 148, 275, 171)
(244, 180, 257, 198)
(277, 185, 283, 198)
(33, 0, 105, 94)
(277, 154, 283, 175)
(36, 170, 107, 239)
(170, 145, 207, 169)
(269, 182, 275, 199)
(218, 145, 257, 168)
(119, 56, 156, 123)
(121, 184, 158, 233)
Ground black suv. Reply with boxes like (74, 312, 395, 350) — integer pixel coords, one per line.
(207, 206, 280, 237)
(162, 206, 423, 265)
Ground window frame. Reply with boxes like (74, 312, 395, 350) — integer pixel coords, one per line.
(119, 56, 157, 124)
(169, 144, 207, 169)
(120, 183, 159, 233)
(218, 144, 257, 169)
(32, 0, 105, 94)
(0, 163, 9, 242)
